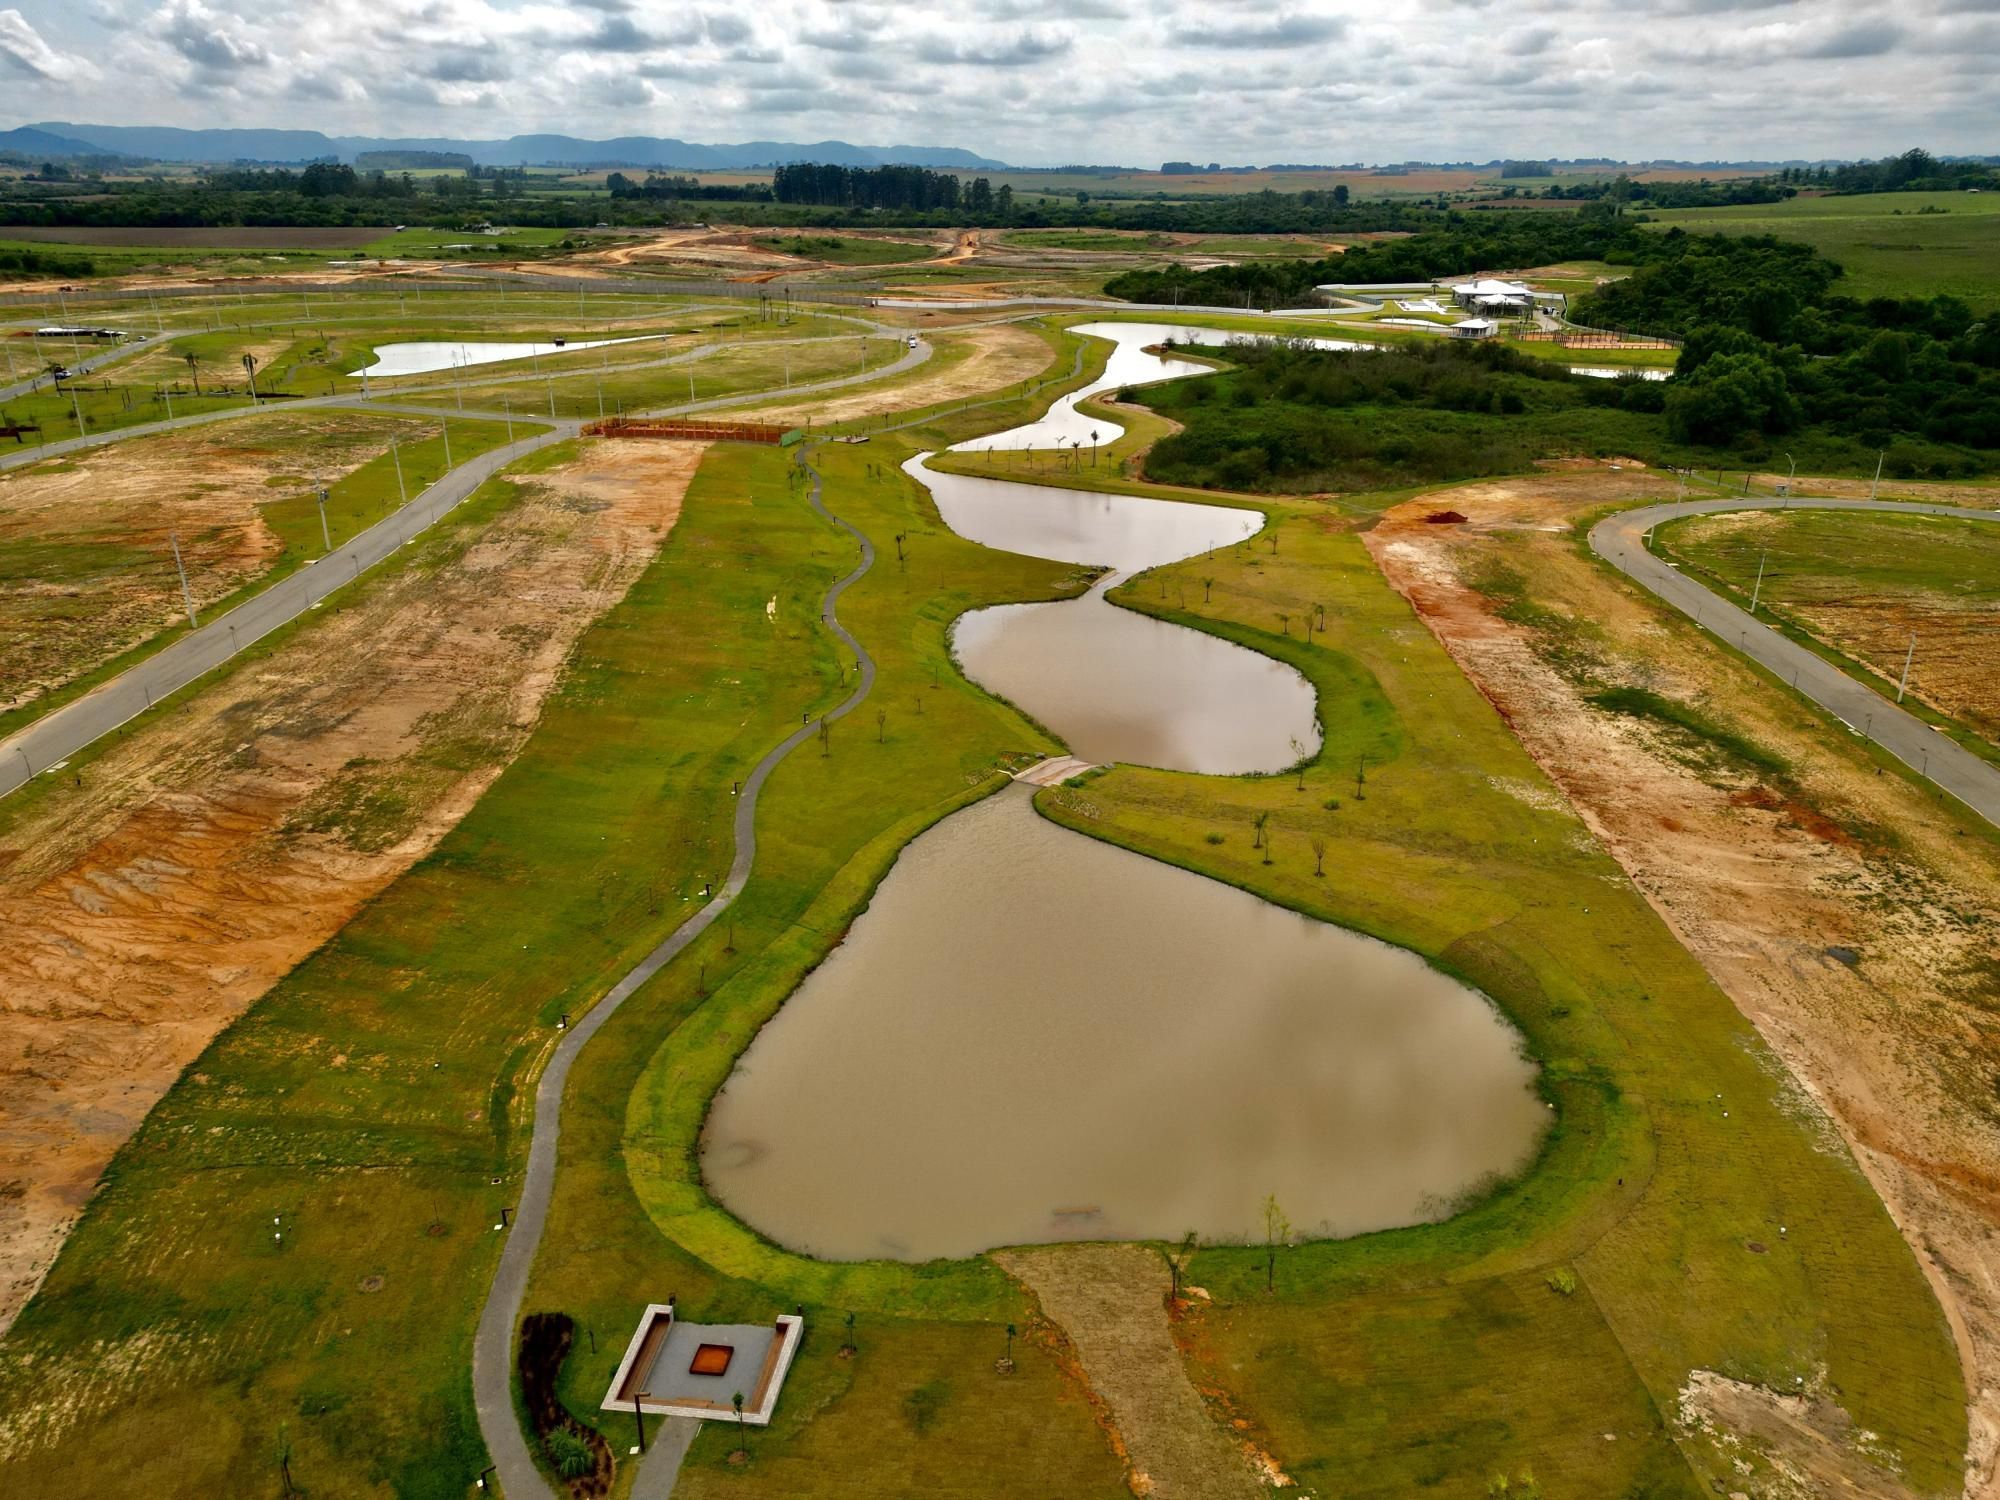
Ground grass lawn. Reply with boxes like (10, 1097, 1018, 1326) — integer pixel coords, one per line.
(360, 226, 577, 259)
(1645, 190, 2000, 310)
(1655, 507, 2000, 762)
(752, 234, 939, 265)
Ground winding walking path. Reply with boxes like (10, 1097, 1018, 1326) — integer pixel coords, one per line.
(469, 443, 878, 1500)
(1589, 495, 2000, 828)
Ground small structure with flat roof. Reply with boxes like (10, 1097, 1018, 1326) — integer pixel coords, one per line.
(1447, 318, 1499, 339)
(603, 1303, 803, 1427)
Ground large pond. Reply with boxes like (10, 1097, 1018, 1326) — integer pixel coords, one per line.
(698, 319, 1546, 1261)
(349, 335, 662, 378)
(702, 789, 1546, 1260)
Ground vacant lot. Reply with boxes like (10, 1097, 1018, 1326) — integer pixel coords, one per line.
(1658, 507, 2000, 754)
(0, 411, 510, 734)
(1647, 190, 2000, 309)
(1367, 471, 2000, 1492)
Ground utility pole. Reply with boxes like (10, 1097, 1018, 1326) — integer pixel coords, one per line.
(1897, 634, 1915, 703)
(1870, 450, 1884, 501)
(441, 418, 452, 468)
(391, 435, 407, 504)
(1750, 548, 1768, 613)
(315, 485, 331, 551)
(170, 531, 197, 627)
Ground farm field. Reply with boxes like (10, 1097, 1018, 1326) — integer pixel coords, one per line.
(1656, 507, 2000, 757)
(1646, 190, 2000, 309)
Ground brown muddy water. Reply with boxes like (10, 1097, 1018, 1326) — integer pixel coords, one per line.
(698, 320, 1544, 1263)
(702, 788, 1547, 1261)
(909, 456, 1317, 773)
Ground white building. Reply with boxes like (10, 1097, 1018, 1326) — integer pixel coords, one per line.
(1447, 318, 1499, 340)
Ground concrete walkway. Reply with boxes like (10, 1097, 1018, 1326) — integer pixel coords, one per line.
(1589, 495, 2000, 828)
(469, 442, 880, 1500)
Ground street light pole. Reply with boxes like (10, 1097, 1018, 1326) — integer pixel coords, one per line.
(170, 530, 197, 627)
(1750, 548, 1768, 613)
(316, 486, 332, 552)
(1897, 633, 1915, 703)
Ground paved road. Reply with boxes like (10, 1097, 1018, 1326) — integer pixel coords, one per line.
(0, 419, 578, 798)
(0, 330, 174, 402)
(1590, 496, 2000, 828)
(469, 442, 880, 1500)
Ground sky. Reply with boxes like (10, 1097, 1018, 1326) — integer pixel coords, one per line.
(1, 0, 1995, 166)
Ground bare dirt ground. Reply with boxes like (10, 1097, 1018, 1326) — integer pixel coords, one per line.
(0, 413, 415, 714)
(1769, 475, 2000, 509)
(1365, 470, 2000, 1496)
(995, 1244, 1268, 1499)
(722, 323, 1053, 426)
(0, 439, 703, 1334)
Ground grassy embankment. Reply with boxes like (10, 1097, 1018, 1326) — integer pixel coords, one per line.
(1646, 190, 2000, 310)
(913, 395, 1968, 1497)
(0, 414, 520, 744)
(0, 322, 1124, 1499)
(1655, 507, 2000, 765)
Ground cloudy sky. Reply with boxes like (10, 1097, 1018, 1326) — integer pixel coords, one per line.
(1, 0, 1995, 165)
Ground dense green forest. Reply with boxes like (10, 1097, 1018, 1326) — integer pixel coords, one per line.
(1136, 340, 1679, 491)
(1112, 207, 2000, 474)
(1135, 317, 1999, 494)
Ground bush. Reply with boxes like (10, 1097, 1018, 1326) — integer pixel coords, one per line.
(1545, 1267, 1578, 1296)
(544, 1427, 594, 1480)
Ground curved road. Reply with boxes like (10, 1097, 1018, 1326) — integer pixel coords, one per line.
(469, 444, 879, 1500)
(1590, 496, 2000, 827)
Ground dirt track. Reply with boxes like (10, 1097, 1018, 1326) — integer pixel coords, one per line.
(722, 324, 1052, 425)
(0, 440, 703, 1334)
(1366, 470, 2000, 1496)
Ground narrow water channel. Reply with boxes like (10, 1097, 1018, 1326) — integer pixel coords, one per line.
(700, 322, 1545, 1258)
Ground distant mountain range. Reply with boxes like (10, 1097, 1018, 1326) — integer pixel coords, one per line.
(4, 123, 1010, 171)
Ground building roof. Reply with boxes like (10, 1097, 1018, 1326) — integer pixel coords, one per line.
(1447, 278, 1534, 298)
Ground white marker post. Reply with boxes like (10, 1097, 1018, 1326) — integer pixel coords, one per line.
(170, 531, 197, 627)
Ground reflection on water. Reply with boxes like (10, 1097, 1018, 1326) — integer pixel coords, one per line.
(702, 790, 1546, 1261)
(349, 335, 659, 378)
(909, 455, 1317, 773)
(696, 316, 1544, 1265)
(946, 322, 1375, 453)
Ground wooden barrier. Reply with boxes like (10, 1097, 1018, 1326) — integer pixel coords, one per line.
(584, 417, 791, 444)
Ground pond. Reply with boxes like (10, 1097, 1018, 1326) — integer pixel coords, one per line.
(698, 318, 1546, 1262)
(702, 789, 1546, 1261)
(349, 335, 662, 378)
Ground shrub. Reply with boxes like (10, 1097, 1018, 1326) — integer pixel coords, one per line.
(1545, 1267, 1578, 1296)
(544, 1427, 594, 1480)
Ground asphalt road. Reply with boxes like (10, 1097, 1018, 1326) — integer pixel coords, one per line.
(1589, 496, 2000, 828)
(0, 331, 175, 403)
(469, 441, 880, 1500)
(0, 419, 578, 798)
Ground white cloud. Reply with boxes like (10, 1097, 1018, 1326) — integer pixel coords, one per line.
(0, 0, 1986, 164)
(0, 6, 100, 80)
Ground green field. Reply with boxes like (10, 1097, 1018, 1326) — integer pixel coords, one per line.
(1656, 507, 2000, 759)
(1646, 190, 2000, 309)
(752, 234, 939, 265)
